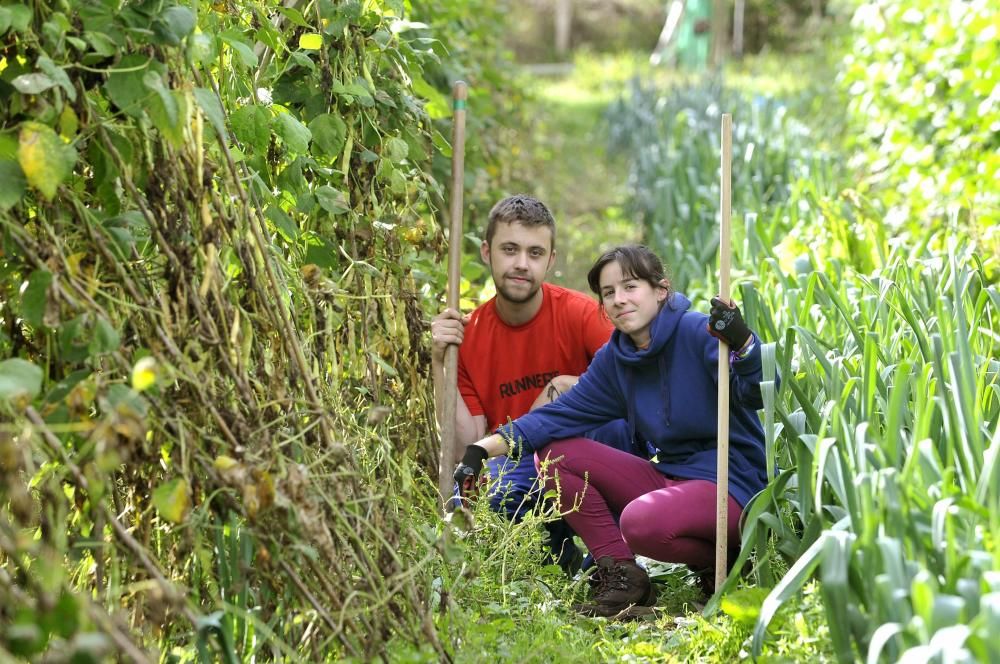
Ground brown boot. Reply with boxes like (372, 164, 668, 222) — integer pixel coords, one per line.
(573, 557, 657, 619)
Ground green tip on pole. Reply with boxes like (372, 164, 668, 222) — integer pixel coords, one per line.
(452, 80, 468, 113)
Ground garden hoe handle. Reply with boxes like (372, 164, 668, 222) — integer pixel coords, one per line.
(439, 81, 468, 510)
(715, 113, 733, 592)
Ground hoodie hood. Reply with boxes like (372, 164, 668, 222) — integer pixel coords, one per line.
(610, 293, 692, 366)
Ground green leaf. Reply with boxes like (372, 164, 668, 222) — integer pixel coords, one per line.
(104, 55, 157, 117)
(369, 352, 397, 377)
(220, 32, 258, 68)
(720, 587, 771, 627)
(231, 104, 270, 153)
(18, 121, 77, 200)
(303, 233, 339, 270)
(277, 6, 309, 27)
(0, 7, 11, 35)
(37, 56, 75, 101)
(272, 112, 311, 153)
(143, 71, 185, 145)
(315, 185, 349, 214)
(21, 269, 52, 328)
(89, 315, 121, 355)
(308, 113, 347, 156)
(159, 6, 195, 43)
(266, 205, 298, 241)
(344, 82, 374, 107)
(0, 158, 26, 210)
(41, 591, 79, 639)
(287, 51, 317, 74)
(84, 31, 118, 57)
(193, 87, 228, 142)
(188, 33, 216, 65)
(152, 478, 190, 524)
(6, 5, 31, 33)
(411, 75, 449, 119)
(384, 136, 408, 163)
(299, 33, 323, 50)
(59, 316, 90, 362)
(44, 369, 91, 404)
(106, 384, 148, 416)
(4, 623, 46, 657)
(11, 73, 57, 95)
(0, 358, 43, 404)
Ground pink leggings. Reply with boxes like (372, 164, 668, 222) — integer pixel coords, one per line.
(535, 438, 743, 568)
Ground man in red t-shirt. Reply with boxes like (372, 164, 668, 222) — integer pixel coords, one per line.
(431, 194, 633, 572)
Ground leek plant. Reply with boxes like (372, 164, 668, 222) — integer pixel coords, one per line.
(612, 81, 999, 662)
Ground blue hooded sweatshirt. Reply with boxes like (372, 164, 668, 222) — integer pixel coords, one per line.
(499, 293, 775, 508)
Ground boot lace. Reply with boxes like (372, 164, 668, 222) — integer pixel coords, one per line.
(593, 565, 629, 600)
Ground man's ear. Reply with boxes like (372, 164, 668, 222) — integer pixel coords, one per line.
(546, 249, 557, 273)
(480, 241, 490, 264)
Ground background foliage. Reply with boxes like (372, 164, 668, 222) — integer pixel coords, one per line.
(0, 0, 520, 659)
(840, 0, 999, 244)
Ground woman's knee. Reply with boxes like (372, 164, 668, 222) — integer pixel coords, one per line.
(619, 498, 667, 553)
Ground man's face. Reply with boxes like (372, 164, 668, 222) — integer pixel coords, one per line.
(481, 221, 555, 304)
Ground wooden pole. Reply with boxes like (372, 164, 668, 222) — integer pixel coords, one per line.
(438, 81, 468, 507)
(715, 113, 733, 591)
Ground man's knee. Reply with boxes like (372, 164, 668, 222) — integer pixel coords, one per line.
(487, 454, 539, 520)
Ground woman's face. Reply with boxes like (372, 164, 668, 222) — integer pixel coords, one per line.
(598, 260, 668, 348)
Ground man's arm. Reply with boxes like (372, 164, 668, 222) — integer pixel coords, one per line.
(528, 374, 580, 411)
(431, 308, 487, 462)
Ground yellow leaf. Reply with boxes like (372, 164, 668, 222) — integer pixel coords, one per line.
(17, 121, 76, 200)
(59, 105, 78, 139)
(299, 33, 323, 50)
(152, 478, 190, 524)
(66, 252, 87, 277)
(131, 356, 158, 392)
(213, 455, 238, 472)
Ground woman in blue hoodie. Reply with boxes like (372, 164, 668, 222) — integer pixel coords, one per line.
(454, 244, 773, 617)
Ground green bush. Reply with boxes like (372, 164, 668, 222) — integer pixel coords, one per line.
(841, 0, 1000, 237)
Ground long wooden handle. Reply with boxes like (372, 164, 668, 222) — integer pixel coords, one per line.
(715, 113, 733, 591)
(439, 81, 468, 507)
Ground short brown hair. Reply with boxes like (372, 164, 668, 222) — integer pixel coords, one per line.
(485, 195, 556, 250)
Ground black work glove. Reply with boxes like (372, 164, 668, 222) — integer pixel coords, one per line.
(707, 297, 752, 349)
(454, 444, 488, 496)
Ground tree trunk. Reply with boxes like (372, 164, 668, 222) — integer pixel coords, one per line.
(555, 0, 572, 58)
(710, 0, 728, 66)
(732, 0, 745, 58)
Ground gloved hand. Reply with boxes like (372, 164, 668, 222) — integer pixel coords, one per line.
(454, 444, 489, 496)
(707, 297, 752, 350)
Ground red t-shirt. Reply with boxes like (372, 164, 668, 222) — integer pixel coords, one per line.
(458, 283, 613, 430)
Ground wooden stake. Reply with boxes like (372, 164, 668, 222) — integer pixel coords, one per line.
(439, 81, 468, 507)
(715, 113, 733, 591)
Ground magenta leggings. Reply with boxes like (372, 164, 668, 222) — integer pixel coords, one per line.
(535, 438, 743, 567)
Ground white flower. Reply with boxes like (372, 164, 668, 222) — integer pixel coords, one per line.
(256, 88, 273, 105)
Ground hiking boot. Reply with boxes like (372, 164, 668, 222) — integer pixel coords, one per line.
(573, 557, 657, 619)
